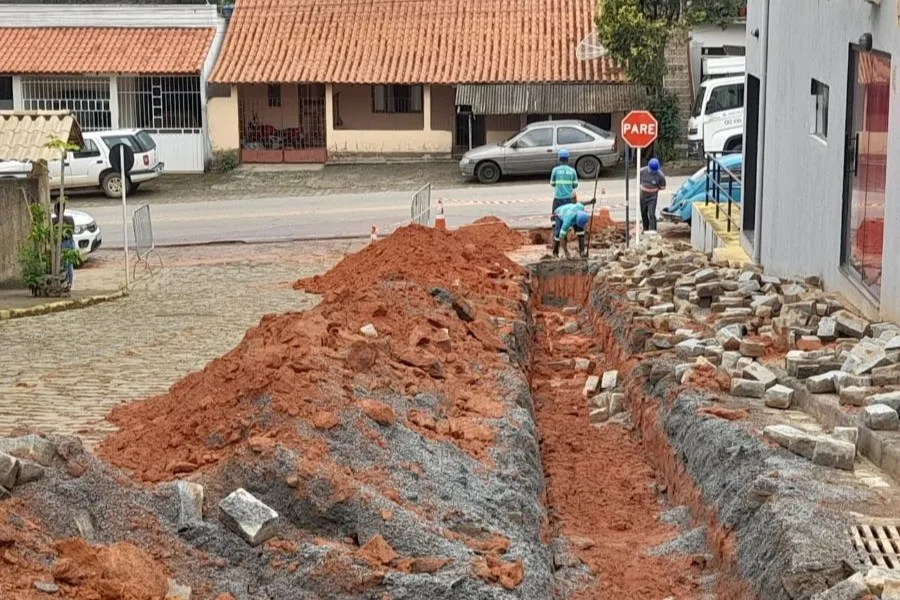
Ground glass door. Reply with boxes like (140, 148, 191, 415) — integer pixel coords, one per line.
(843, 48, 891, 298)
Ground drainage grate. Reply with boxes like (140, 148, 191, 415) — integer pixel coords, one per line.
(851, 523, 900, 569)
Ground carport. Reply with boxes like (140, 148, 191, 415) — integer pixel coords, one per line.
(453, 83, 647, 154)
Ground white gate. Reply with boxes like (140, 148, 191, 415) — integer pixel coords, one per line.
(119, 75, 205, 172)
(151, 133, 206, 173)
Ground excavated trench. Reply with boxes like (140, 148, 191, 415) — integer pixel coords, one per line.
(529, 261, 867, 600)
(528, 263, 732, 600)
(2, 227, 872, 600)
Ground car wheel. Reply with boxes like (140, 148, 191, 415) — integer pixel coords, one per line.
(725, 140, 743, 154)
(475, 161, 501, 184)
(101, 172, 125, 198)
(576, 156, 601, 180)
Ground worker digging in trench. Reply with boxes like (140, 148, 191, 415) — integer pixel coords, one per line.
(551, 196, 595, 259)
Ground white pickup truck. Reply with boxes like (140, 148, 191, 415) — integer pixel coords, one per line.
(0, 128, 164, 198)
(687, 57, 745, 158)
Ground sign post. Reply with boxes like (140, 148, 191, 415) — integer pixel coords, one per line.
(109, 143, 135, 291)
(620, 110, 659, 246)
(623, 146, 631, 246)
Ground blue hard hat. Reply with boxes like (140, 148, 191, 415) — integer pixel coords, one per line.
(649, 158, 661, 172)
(558, 149, 570, 160)
(575, 211, 589, 228)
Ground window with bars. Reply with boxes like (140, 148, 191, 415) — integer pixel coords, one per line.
(810, 79, 829, 139)
(118, 76, 202, 132)
(21, 76, 112, 131)
(372, 85, 423, 114)
(0, 76, 12, 110)
(268, 84, 281, 108)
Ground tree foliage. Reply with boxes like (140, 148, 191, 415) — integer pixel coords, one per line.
(596, 0, 745, 89)
(596, 0, 744, 160)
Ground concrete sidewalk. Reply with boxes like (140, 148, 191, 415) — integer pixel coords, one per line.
(0, 266, 125, 319)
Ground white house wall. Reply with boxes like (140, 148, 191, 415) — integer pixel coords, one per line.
(746, 0, 900, 321)
(0, 4, 219, 28)
(0, 3, 224, 173)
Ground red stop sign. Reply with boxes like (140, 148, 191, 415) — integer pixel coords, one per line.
(621, 110, 659, 149)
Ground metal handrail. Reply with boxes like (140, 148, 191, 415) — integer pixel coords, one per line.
(703, 151, 742, 232)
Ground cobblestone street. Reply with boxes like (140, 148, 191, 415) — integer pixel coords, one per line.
(0, 241, 359, 447)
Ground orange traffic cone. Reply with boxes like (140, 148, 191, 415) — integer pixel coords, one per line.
(370, 225, 378, 242)
(435, 200, 447, 230)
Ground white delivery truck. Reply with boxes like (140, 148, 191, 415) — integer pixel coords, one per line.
(687, 56, 746, 158)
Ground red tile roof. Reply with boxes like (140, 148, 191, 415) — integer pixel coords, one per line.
(210, 0, 623, 85)
(0, 27, 215, 74)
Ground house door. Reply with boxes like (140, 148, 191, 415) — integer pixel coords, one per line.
(742, 74, 760, 248)
(454, 107, 485, 156)
(842, 48, 891, 298)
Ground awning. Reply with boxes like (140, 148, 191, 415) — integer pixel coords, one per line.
(0, 27, 215, 75)
(0, 111, 84, 162)
(455, 84, 647, 115)
(858, 51, 891, 86)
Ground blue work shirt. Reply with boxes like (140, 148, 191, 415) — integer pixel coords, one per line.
(550, 164, 579, 200)
(554, 202, 586, 237)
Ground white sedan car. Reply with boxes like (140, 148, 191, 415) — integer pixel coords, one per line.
(68, 209, 102, 260)
(46, 208, 103, 265)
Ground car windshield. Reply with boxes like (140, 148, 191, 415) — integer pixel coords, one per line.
(136, 130, 156, 151)
(502, 131, 521, 145)
(102, 135, 142, 153)
(583, 123, 613, 139)
(689, 167, 708, 182)
(691, 87, 706, 117)
(101, 133, 154, 153)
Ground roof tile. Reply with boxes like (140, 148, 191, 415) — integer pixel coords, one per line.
(0, 111, 84, 162)
(210, 0, 622, 85)
(0, 27, 215, 75)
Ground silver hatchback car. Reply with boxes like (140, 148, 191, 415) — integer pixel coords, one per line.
(459, 119, 619, 184)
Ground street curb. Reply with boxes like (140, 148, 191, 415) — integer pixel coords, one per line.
(0, 289, 128, 321)
(97, 226, 548, 250)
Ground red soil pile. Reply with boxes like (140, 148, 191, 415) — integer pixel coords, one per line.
(0, 501, 170, 600)
(97, 223, 525, 485)
(456, 216, 526, 252)
(531, 310, 701, 600)
(296, 223, 524, 295)
(587, 207, 619, 231)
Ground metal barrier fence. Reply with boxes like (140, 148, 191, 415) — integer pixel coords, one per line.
(704, 151, 742, 232)
(132, 203, 163, 276)
(410, 183, 432, 226)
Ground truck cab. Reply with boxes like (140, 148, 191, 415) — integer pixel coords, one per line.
(687, 57, 745, 158)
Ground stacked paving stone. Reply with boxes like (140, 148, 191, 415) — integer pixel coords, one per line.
(563, 310, 628, 426)
(810, 566, 900, 599)
(587, 368, 628, 425)
(592, 237, 900, 473)
(0, 435, 51, 497)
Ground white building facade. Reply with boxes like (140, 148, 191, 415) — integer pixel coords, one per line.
(743, 0, 898, 321)
(0, 3, 226, 173)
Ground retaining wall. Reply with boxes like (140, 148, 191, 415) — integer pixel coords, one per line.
(0, 177, 36, 287)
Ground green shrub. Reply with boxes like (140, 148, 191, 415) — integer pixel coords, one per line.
(210, 149, 240, 173)
(646, 90, 681, 162)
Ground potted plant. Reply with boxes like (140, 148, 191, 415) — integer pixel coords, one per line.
(18, 202, 81, 297)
